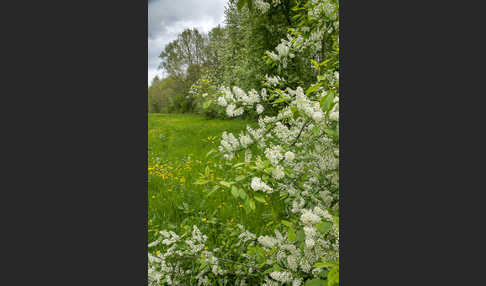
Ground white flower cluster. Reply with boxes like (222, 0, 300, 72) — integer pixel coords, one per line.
(253, 0, 270, 13)
(226, 104, 244, 117)
(237, 224, 257, 245)
(265, 37, 296, 68)
(217, 86, 265, 118)
(217, 95, 227, 107)
(284, 151, 295, 162)
(250, 177, 273, 193)
(160, 230, 180, 245)
(272, 165, 285, 180)
(269, 271, 293, 283)
(272, 122, 294, 143)
(219, 131, 239, 152)
(185, 226, 208, 254)
(258, 235, 278, 248)
(300, 209, 321, 225)
(292, 87, 324, 122)
(239, 132, 253, 148)
(256, 104, 264, 114)
(264, 75, 283, 87)
(264, 145, 283, 166)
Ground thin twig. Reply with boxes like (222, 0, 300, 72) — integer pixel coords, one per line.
(290, 120, 311, 147)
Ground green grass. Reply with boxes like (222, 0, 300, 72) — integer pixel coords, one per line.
(148, 113, 285, 245)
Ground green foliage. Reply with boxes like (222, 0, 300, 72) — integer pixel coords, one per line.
(148, 1, 339, 285)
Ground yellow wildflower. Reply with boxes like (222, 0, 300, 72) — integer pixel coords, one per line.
(156, 250, 161, 255)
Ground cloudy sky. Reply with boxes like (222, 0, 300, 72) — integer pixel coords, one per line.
(148, 0, 228, 85)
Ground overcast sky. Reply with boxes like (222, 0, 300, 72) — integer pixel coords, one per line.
(148, 0, 228, 85)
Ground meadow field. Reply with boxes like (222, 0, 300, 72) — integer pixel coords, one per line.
(148, 113, 286, 246)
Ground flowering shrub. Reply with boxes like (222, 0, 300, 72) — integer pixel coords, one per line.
(190, 71, 227, 119)
(149, 0, 339, 285)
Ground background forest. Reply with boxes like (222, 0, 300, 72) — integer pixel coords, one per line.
(148, 0, 320, 118)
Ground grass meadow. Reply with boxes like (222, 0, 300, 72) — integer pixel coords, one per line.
(148, 113, 286, 247)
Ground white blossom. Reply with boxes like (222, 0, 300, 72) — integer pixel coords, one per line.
(251, 177, 273, 193)
(272, 165, 285, 180)
(258, 235, 278, 248)
(253, 0, 270, 13)
(256, 104, 264, 114)
(217, 96, 227, 107)
(300, 209, 321, 225)
(269, 271, 293, 283)
(284, 151, 295, 162)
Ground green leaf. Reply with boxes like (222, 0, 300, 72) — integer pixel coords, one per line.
(255, 246, 266, 258)
(320, 92, 334, 112)
(327, 266, 339, 286)
(291, 14, 303, 20)
(281, 220, 292, 227)
(236, 0, 246, 10)
(304, 279, 326, 286)
(334, 216, 339, 226)
(268, 247, 277, 255)
(273, 97, 287, 104)
(231, 186, 239, 198)
(319, 58, 332, 67)
(290, 106, 299, 114)
(288, 227, 296, 243)
(219, 181, 232, 188)
(296, 230, 305, 242)
(263, 267, 274, 275)
(306, 82, 322, 95)
(238, 189, 247, 200)
(244, 199, 251, 213)
(249, 199, 256, 210)
(311, 59, 319, 70)
(194, 179, 209, 185)
(205, 188, 218, 198)
(235, 175, 246, 182)
(324, 128, 338, 140)
(206, 149, 216, 157)
(254, 194, 266, 203)
(202, 100, 211, 109)
(317, 221, 332, 234)
(313, 262, 335, 268)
